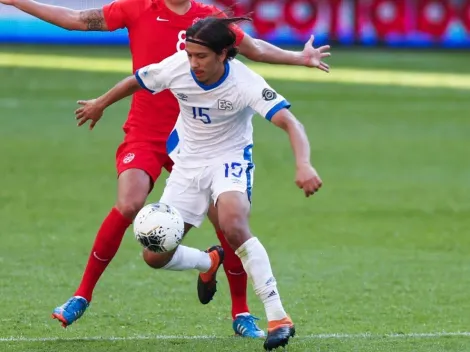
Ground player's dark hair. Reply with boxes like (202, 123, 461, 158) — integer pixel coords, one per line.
(186, 15, 252, 61)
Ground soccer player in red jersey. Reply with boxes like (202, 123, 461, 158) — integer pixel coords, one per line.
(0, 0, 331, 336)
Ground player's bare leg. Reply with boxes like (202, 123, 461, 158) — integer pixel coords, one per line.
(204, 205, 265, 338)
(217, 191, 295, 351)
(142, 222, 224, 284)
(52, 169, 150, 327)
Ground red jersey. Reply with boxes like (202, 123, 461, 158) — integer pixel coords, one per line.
(102, 0, 245, 144)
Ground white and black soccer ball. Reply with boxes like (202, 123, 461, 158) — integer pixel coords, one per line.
(133, 203, 184, 253)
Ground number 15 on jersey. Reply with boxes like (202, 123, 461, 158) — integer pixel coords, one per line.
(192, 107, 211, 124)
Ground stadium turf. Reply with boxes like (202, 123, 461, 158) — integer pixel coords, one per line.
(0, 45, 469, 351)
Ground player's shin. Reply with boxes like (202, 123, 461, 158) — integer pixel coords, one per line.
(235, 237, 288, 322)
(144, 245, 212, 272)
(75, 207, 132, 301)
(216, 230, 250, 318)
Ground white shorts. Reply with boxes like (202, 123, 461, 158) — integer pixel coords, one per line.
(160, 156, 255, 228)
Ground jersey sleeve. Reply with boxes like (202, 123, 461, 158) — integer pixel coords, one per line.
(102, 0, 127, 30)
(103, 0, 142, 30)
(231, 24, 245, 46)
(211, 6, 245, 46)
(135, 63, 170, 94)
(243, 71, 291, 121)
(134, 52, 184, 94)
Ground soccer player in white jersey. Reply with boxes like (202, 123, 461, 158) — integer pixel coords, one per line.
(75, 15, 325, 351)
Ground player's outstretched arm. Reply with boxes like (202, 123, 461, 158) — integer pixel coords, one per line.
(75, 76, 141, 130)
(0, 0, 108, 31)
(270, 109, 323, 197)
(238, 34, 331, 73)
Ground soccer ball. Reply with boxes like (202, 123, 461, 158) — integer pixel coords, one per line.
(133, 203, 184, 253)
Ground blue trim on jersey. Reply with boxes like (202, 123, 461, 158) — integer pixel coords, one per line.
(243, 144, 254, 202)
(166, 129, 180, 155)
(190, 62, 230, 91)
(265, 100, 291, 121)
(135, 69, 155, 93)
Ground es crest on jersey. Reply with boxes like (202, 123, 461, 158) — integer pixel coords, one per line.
(262, 88, 277, 101)
(218, 99, 233, 111)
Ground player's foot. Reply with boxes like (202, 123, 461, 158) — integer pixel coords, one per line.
(51, 296, 89, 328)
(233, 313, 266, 338)
(263, 316, 296, 351)
(197, 245, 224, 304)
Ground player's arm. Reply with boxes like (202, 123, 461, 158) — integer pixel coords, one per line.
(90, 76, 141, 110)
(244, 71, 322, 196)
(271, 109, 310, 169)
(1, 0, 108, 31)
(238, 34, 331, 73)
(213, 8, 329, 71)
(75, 76, 141, 130)
(75, 61, 169, 130)
(270, 109, 322, 197)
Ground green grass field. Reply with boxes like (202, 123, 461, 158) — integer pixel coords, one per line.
(0, 45, 469, 352)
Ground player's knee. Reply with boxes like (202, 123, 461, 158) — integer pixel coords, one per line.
(116, 169, 152, 219)
(207, 204, 221, 231)
(142, 249, 173, 269)
(219, 215, 250, 249)
(116, 197, 145, 220)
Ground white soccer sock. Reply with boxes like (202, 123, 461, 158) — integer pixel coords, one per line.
(162, 245, 211, 272)
(235, 237, 287, 322)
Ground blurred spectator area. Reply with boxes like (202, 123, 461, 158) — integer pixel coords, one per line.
(0, 0, 469, 47)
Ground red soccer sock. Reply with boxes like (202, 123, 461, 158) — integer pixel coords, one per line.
(216, 230, 250, 320)
(74, 207, 132, 302)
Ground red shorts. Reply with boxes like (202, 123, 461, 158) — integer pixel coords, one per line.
(115, 140, 173, 184)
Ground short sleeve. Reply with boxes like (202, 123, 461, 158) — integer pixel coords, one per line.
(135, 63, 170, 94)
(211, 6, 245, 46)
(103, 0, 144, 30)
(102, 0, 127, 30)
(134, 51, 185, 94)
(230, 24, 245, 46)
(244, 71, 291, 121)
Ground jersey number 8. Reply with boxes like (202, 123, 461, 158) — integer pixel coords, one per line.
(177, 30, 186, 52)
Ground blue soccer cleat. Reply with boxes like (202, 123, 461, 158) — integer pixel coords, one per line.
(233, 314, 266, 338)
(52, 296, 89, 328)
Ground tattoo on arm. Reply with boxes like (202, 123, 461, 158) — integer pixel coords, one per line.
(79, 9, 105, 30)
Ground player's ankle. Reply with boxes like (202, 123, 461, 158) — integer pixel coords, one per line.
(73, 292, 92, 302)
(208, 249, 220, 270)
(267, 316, 292, 329)
(234, 312, 250, 318)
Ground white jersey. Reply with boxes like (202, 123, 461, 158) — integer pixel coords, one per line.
(135, 50, 290, 168)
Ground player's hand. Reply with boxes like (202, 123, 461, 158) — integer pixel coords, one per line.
(0, 0, 16, 5)
(295, 163, 322, 197)
(302, 35, 331, 73)
(75, 99, 104, 130)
